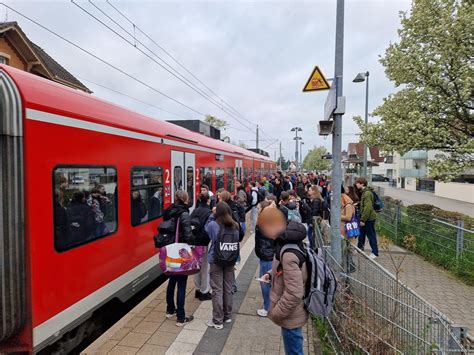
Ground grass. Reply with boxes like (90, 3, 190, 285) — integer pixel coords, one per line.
(312, 316, 337, 355)
(376, 201, 474, 285)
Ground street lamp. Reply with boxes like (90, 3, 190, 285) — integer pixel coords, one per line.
(353, 71, 370, 178)
(291, 127, 302, 171)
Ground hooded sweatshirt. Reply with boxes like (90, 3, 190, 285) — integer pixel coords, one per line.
(268, 221, 308, 329)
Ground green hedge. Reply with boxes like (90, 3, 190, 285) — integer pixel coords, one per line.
(377, 201, 474, 285)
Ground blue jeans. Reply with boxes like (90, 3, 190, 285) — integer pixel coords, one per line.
(166, 275, 188, 320)
(240, 221, 246, 236)
(307, 224, 315, 250)
(251, 206, 257, 232)
(259, 259, 272, 311)
(281, 327, 304, 355)
(358, 220, 378, 256)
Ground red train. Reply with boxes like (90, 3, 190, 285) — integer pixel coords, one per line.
(0, 65, 275, 353)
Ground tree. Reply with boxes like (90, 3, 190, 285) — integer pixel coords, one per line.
(204, 115, 228, 130)
(355, 0, 473, 179)
(302, 146, 331, 172)
(277, 157, 290, 171)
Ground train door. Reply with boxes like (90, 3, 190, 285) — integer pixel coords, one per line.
(171, 151, 196, 211)
(235, 159, 243, 184)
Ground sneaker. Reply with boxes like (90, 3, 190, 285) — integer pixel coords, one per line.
(194, 290, 202, 299)
(224, 317, 232, 323)
(257, 309, 268, 317)
(232, 284, 238, 294)
(206, 319, 223, 330)
(166, 311, 176, 319)
(198, 292, 213, 301)
(369, 253, 378, 260)
(176, 316, 194, 327)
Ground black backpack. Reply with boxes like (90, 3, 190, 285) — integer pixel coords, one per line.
(154, 217, 176, 248)
(257, 189, 266, 203)
(214, 226, 240, 266)
(190, 207, 212, 246)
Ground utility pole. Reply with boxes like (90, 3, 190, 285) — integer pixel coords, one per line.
(291, 127, 302, 172)
(279, 141, 282, 170)
(256, 125, 259, 149)
(363, 72, 369, 177)
(330, 0, 345, 265)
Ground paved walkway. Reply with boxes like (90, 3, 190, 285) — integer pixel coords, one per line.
(373, 183, 474, 217)
(376, 242, 474, 339)
(82, 229, 317, 355)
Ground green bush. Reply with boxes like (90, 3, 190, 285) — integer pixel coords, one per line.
(378, 201, 474, 285)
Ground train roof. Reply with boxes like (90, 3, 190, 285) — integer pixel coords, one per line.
(2, 64, 273, 162)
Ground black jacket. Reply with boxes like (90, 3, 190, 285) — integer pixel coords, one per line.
(275, 221, 307, 263)
(163, 203, 194, 244)
(66, 201, 95, 245)
(131, 198, 147, 226)
(190, 206, 212, 246)
(255, 225, 276, 261)
(307, 198, 323, 218)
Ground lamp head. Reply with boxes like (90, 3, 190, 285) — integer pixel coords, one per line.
(352, 72, 366, 83)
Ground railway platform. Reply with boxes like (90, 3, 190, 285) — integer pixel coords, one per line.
(82, 231, 317, 355)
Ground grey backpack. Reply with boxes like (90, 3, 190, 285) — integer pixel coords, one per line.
(280, 244, 338, 317)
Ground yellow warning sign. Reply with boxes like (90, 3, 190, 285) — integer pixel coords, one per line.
(303, 66, 330, 92)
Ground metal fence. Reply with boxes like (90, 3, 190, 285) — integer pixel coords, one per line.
(376, 199, 474, 279)
(314, 221, 469, 354)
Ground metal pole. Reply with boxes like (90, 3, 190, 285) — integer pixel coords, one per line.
(295, 131, 299, 172)
(330, 0, 344, 265)
(279, 141, 282, 170)
(256, 124, 259, 149)
(362, 71, 369, 178)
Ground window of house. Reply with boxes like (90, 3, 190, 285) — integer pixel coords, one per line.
(227, 167, 234, 193)
(53, 166, 117, 252)
(0, 56, 8, 65)
(385, 156, 394, 164)
(131, 167, 163, 226)
(216, 168, 225, 190)
(199, 167, 213, 192)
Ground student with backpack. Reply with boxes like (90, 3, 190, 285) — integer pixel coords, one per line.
(161, 190, 195, 326)
(355, 177, 379, 259)
(279, 191, 302, 223)
(190, 193, 213, 301)
(257, 208, 308, 355)
(249, 182, 260, 232)
(205, 202, 240, 329)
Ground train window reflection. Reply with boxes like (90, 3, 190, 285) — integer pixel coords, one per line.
(53, 166, 117, 252)
(186, 166, 194, 207)
(216, 168, 225, 190)
(131, 167, 164, 226)
(227, 168, 234, 193)
(199, 167, 213, 192)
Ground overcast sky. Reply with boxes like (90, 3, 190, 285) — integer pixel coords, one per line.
(5, 0, 411, 161)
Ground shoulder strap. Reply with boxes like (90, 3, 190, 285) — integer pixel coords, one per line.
(175, 217, 180, 243)
(279, 243, 306, 268)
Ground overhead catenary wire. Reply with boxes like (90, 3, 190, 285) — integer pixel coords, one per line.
(106, 0, 254, 125)
(72, 0, 255, 134)
(0, 3, 207, 117)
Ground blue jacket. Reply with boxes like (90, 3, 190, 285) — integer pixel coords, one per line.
(204, 215, 220, 264)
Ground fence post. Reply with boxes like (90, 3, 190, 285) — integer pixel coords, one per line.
(456, 220, 464, 259)
(396, 203, 401, 242)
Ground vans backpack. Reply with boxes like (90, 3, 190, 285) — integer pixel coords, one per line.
(280, 244, 338, 317)
(372, 191, 384, 212)
(214, 226, 240, 266)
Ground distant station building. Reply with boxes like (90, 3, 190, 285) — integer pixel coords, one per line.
(0, 21, 90, 93)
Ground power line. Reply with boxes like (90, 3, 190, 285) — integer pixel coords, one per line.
(72, 0, 255, 133)
(0, 2, 206, 116)
(106, 0, 254, 125)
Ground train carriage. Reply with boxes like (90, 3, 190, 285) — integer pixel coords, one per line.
(0, 65, 275, 353)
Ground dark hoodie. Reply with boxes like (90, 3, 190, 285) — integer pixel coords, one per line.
(162, 203, 194, 244)
(274, 221, 307, 261)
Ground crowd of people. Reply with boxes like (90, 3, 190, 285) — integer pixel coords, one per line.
(159, 171, 379, 354)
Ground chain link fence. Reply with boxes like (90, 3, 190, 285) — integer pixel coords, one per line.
(314, 221, 469, 354)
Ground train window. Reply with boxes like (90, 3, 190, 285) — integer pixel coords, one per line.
(243, 168, 249, 185)
(227, 167, 234, 193)
(186, 166, 194, 206)
(53, 166, 117, 252)
(131, 167, 164, 226)
(216, 168, 225, 190)
(200, 167, 213, 191)
(174, 166, 183, 191)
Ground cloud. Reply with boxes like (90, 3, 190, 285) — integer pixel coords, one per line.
(5, 0, 410, 160)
